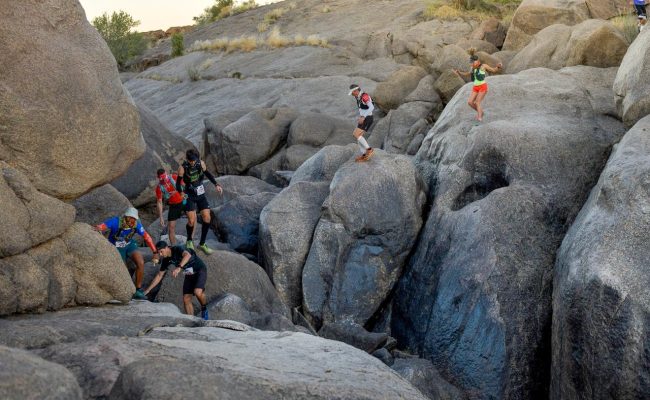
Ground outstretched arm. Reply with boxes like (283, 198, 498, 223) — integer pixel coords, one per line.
(453, 69, 471, 78)
(484, 63, 503, 73)
(144, 270, 166, 295)
(202, 161, 222, 194)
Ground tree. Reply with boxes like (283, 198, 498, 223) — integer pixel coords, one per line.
(92, 11, 147, 69)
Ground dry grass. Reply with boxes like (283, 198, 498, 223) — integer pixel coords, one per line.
(267, 26, 290, 48)
(612, 14, 639, 44)
(187, 67, 201, 81)
(306, 34, 328, 47)
(423, 0, 521, 21)
(226, 35, 258, 52)
(199, 58, 215, 70)
(188, 29, 328, 54)
(294, 34, 306, 45)
(321, 6, 332, 12)
(258, 21, 270, 32)
(264, 7, 287, 24)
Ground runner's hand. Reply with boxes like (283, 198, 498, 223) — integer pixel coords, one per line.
(172, 267, 181, 278)
(160, 217, 166, 227)
(357, 116, 364, 124)
(216, 184, 223, 195)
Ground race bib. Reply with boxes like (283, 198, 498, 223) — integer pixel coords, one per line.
(183, 267, 195, 276)
(115, 240, 128, 248)
(196, 185, 205, 196)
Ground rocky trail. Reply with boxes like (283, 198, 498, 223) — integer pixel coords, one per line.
(1, 0, 650, 399)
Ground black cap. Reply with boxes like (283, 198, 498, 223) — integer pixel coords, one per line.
(155, 240, 169, 250)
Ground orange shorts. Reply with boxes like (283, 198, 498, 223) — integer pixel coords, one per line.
(472, 83, 488, 93)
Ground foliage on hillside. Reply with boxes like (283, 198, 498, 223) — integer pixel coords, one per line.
(194, 0, 258, 25)
(92, 11, 147, 69)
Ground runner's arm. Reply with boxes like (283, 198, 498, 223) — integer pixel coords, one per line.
(157, 199, 164, 220)
(179, 251, 193, 268)
(484, 63, 502, 73)
(142, 231, 157, 253)
(143, 270, 166, 295)
(176, 166, 185, 192)
(201, 161, 222, 193)
(453, 69, 470, 77)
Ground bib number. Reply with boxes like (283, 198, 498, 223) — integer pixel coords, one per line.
(196, 185, 205, 196)
(115, 240, 128, 248)
(183, 267, 195, 276)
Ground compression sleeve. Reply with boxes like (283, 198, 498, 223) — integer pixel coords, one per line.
(142, 231, 157, 253)
(176, 175, 184, 192)
(204, 170, 218, 185)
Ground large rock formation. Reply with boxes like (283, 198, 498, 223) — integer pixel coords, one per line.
(111, 104, 196, 207)
(392, 357, 467, 400)
(259, 145, 357, 310)
(504, 0, 627, 51)
(0, 0, 146, 315)
(0, 345, 82, 400)
(302, 151, 426, 328)
(392, 66, 625, 399)
(0, 301, 199, 349)
(71, 184, 133, 225)
(613, 29, 650, 128)
(212, 191, 278, 254)
(0, 165, 134, 315)
(507, 20, 628, 73)
(551, 115, 650, 399)
(38, 325, 429, 400)
(0, 0, 143, 200)
(370, 75, 443, 154)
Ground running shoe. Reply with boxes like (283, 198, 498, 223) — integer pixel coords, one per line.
(133, 289, 147, 300)
(362, 148, 374, 161)
(201, 308, 210, 320)
(185, 240, 194, 250)
(198, 243, 214, 255)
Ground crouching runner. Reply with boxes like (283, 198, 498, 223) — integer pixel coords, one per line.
(145, 241, 209, 320)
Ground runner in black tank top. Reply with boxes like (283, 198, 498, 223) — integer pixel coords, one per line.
(176, 149, 223, 254)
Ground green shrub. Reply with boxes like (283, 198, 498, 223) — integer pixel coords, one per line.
(92, 11, 147, 69)
(194, 0, 258, 25)
(171, 33, 184, 57)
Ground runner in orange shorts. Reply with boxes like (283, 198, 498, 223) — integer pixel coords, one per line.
(453, 48, 502, 122)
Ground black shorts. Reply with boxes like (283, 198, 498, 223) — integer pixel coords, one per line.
(167, 202, 184, 221)
(185, 195, 210, 212)
(182, 265, 207, 295)
(357, 115, 374, 132)
(635, 4, 646, 16)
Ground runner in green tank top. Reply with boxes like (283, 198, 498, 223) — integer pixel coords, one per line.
(453, 48, 502, 122)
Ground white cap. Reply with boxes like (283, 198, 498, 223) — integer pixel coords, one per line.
(123, 207, 139, 220)
(348, 85, 360, 95)
(639, 14, 647, 19)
